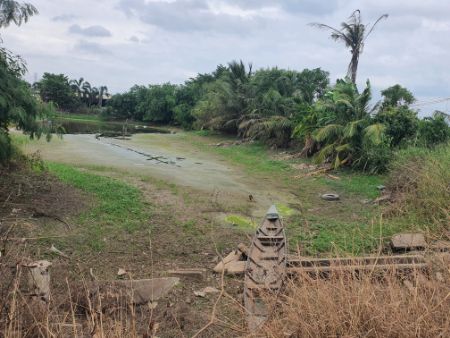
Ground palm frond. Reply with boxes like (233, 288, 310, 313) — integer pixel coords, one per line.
(363, 123, 385, 145)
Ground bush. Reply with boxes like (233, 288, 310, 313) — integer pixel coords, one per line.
(417, 113, 450, 147)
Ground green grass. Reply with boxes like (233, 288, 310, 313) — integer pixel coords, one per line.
(318, 172, 385, 199)
(224, 214, 256, 230)
(47, 162, 150, 251)
(286, 215, 405, 255)
(201, 142, 291, 175)
(55, 113, 101, 122)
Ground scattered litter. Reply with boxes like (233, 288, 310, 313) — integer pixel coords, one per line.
(117, 268, 127, 277)
(49, 244, 69, 258)
(321, 193, 340, 201)
(194, 286, 219, 297)
(373, 193, 392, 204)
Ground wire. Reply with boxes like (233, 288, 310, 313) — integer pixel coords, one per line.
(410, 97, 450, 107)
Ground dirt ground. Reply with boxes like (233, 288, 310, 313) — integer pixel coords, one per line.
(0, 162, 248, 337)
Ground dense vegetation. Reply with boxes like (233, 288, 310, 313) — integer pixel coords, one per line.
(101, 62, 449, 172)
(33, 73, 109, 113)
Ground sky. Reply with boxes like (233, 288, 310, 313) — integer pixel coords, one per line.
(2, 0, 450, 116)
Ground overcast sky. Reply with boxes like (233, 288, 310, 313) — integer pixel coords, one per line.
(2, 0, 450, 115)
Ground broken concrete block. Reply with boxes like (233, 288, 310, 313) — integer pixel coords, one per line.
(391, 233, 427, 251)
(194, 286, 219, 298)
(167, 268, 207, 280)
(24, 260, 52, 302)
(90, 277, 179, 306)
(213, 250, 242, 273)
(224, 261, 246, 275)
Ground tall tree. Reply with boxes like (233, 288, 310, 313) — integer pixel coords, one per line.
(0, 0, 38, 28)
(98, 85, 108, 107)
(34, 73, 77, 110)
(69, 77, 84, 98)
(311, 10, 388, 83)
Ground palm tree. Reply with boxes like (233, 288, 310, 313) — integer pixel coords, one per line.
(69, 77, 84, 98)
(0, 0, 38, 28)
(311, 10, 388, 83)
(98, 85, 108, 107)
(299, 79, 385, 168)
(82, 81, 92, 106)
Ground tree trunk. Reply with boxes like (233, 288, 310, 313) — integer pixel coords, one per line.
(349, 51, 359, 84)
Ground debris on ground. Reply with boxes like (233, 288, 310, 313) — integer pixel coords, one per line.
(373, 192, 392, 204)
(23, 260, 52, 302)
(117, 268, 127, 278)
(391, 233, 427, 251)
(49, 244, 69, 258)
(194, 286, 219, 297)
(87, 277, 180, 306)
(167, 268, 207, 280)
(321, 193, 340, 201)
(213, 243, 248, 275)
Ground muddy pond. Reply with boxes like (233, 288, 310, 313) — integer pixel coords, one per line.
(25, 119, 298, 219)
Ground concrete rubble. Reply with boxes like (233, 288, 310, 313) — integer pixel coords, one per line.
(391, 233, 427, 251)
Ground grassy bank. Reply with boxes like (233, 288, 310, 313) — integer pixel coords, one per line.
(47, 162, 150, 251)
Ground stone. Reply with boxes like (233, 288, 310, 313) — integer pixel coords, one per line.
(391, 233, 427, 251)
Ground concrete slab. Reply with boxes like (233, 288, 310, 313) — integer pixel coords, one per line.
(391, 233, 427, 251)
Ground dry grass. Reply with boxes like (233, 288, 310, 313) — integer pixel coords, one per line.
(386, 144, 450, 229)
(262, 259, 450, 338)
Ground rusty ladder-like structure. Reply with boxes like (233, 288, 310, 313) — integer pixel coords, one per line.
(244, 205, 287, 330)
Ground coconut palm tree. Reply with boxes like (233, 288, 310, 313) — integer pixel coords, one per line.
(298, 79, 385, 168)
(0, 0, 38, 28)
(69, 77, 84, 98)
(98, 85, 108, 107)
(311, 10, 388, 83)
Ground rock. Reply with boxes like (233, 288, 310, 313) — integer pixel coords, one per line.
(391, 233, 427, 251)
(376, 185, 386, 191)
(167, 268, 207, 281)
(117, 268, 127, 277)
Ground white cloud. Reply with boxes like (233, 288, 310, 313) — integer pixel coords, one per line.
(0, 0, 449, 115)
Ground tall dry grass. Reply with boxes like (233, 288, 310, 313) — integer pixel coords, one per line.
(262, 261, 450, 338)
(387, 144, 450, 229)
